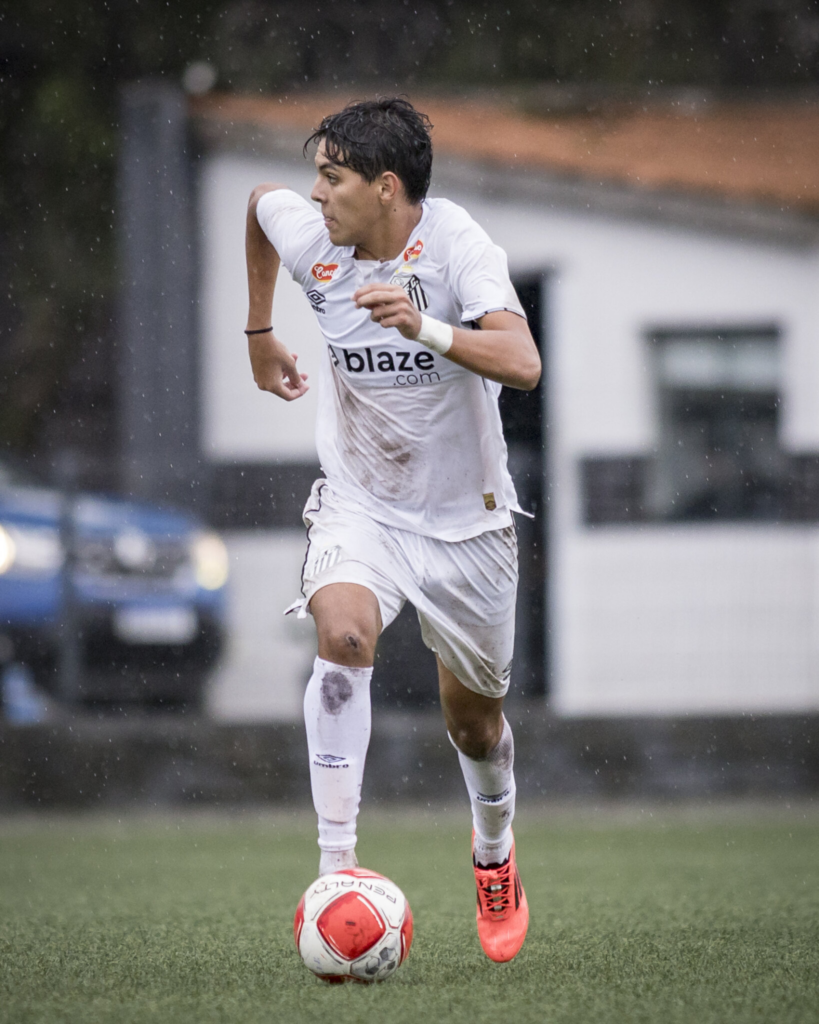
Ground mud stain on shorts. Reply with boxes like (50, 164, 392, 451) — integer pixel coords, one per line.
(321, 670, 354, 714)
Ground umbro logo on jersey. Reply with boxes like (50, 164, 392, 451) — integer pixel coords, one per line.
(403, 239, 423, 261)
(311, 262, 339, 282)
(316, 754, 346, 763)
(306, 288, 326, 314)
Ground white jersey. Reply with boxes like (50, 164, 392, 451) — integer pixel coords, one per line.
(256, 189, 527, 542)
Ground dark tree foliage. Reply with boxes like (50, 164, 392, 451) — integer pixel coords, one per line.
(0, 0, 223, 464)
(2, 0, 818, 468)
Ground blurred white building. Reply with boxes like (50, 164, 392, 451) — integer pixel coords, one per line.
(191, 93, 819, 720)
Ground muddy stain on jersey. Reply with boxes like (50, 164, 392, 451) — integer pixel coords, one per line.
(332, 367, 422, 500)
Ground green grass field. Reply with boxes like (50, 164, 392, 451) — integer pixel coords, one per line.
(1, 803, 817, 1024)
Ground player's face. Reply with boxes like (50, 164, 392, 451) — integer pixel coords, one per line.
(311, 142, 384, 248)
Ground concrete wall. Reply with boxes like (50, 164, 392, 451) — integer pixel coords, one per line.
(199, 155, 322, 462)
(206, 530, 315, 722)
(199, 156, 321, 721)
(4, 710, 819, 808)
(199, 148, 819, 719)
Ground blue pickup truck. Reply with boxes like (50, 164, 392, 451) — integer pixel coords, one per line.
(0, 459, 228, 709)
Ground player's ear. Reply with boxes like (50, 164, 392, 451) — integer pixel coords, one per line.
(378, 171, 402, 205)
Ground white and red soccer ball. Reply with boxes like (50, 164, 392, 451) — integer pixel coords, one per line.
(294, 868, 413, 983)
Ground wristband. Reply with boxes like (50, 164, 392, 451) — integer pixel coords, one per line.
(415, 314, 453, 356)
(244, 326, 273, 335)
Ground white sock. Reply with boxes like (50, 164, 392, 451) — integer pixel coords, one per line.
(303, 656, 372, 871)
(453, 717, 516, 867)
(318, 846, 359, 876)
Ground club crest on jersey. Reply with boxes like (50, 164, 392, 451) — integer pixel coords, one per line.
(403, 239, 423, 261)
(390, 271, 429, 312)
(311, 262, 339, 282)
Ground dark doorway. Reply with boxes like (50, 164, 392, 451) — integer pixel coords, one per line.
(500, 276, 548, 699)
(371, 275, 549, 707)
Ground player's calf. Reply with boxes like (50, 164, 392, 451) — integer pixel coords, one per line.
(454, 716, 516, 867)
(303, 655, 373, 874)
(452, 712, 528, 961)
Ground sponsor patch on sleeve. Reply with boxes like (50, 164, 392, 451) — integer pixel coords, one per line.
(311, 262, 339, 282)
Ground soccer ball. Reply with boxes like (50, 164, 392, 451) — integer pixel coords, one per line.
(294, 867, 413, 983)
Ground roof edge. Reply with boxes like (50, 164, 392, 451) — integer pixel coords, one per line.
(190, 103, 819, 250)
(431, 155, 819, 249)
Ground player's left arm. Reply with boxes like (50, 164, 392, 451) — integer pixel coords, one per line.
(352, 284, 541, 391)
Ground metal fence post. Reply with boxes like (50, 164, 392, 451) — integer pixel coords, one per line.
(56, 450, 81, 703)
(117, 80, 203, 511)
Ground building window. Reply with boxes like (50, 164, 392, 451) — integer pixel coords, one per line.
(648, 326, 785, 521)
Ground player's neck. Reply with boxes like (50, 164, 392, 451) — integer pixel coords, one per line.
(353, 202, 423, 263)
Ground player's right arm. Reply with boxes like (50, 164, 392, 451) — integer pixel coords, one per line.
(245, 184, 309, 402)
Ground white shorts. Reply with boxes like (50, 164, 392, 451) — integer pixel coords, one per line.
(289, 480, 518, 699)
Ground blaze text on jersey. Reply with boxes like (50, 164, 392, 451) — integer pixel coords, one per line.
(329, 345, 442, 388)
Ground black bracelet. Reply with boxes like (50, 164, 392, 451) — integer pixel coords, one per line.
(244, 326, 274, 335)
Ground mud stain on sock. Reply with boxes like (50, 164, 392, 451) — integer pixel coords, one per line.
(321, 671, 354, 714)
(486, 722, 514, 770)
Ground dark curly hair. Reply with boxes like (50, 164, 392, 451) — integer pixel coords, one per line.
(304, 97, 433, 205)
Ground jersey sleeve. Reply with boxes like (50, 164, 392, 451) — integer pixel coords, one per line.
(255, 189, 326, 288)
(446, 214, 526, 324)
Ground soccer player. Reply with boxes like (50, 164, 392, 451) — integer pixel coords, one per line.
(244, 97, 540, 963)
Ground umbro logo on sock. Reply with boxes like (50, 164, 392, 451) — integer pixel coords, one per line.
(476, 789, 511, 805)
(314, 754, 350, 769)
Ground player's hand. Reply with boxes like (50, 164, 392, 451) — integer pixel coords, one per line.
(352, 284, 422, 340)
(247, 332, 309, 401)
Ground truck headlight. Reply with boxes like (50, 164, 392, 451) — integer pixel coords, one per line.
(0, 522, 63, 576)
(0, 525, 16, 574)
(191, 531, 229, 590)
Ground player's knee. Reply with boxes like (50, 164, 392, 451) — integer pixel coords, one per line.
(320, 626, 376, 667)
(449, 721, 498, 761)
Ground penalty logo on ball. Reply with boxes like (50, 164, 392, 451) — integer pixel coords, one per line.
(294, 868, 413, 983)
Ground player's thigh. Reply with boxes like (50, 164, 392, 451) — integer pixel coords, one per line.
(310, 582, 382, 667)
(416, 525, 518, 698)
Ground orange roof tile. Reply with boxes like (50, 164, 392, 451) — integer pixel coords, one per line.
(191, 93, 819, 215)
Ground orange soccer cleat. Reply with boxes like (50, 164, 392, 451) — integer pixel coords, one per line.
(473, 831, 529, 962)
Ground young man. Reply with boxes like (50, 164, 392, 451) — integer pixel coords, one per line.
(244, 97, 540, 963)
